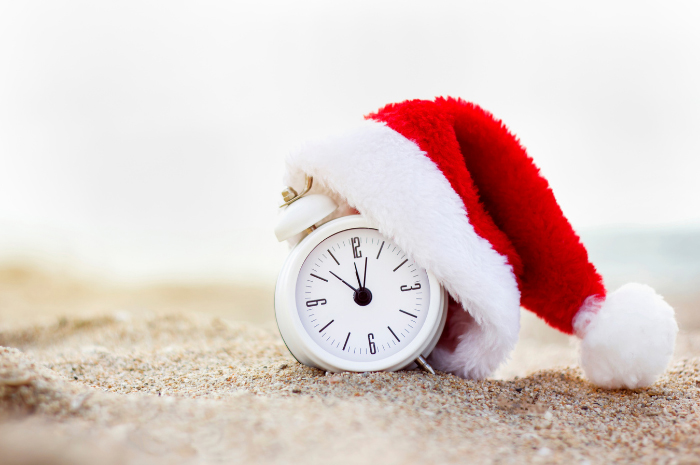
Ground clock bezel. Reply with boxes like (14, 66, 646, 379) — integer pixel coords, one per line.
(275, 215, 447, 373)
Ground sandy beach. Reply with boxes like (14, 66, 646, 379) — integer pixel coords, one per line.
(2, 266, 700, 464)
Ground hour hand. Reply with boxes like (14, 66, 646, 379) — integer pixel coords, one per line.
(354, 262, 364, 290)
(329, 271, 358, 292)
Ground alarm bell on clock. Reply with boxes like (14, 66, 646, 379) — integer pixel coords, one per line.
(274, 176, 338, 242)
(274, 176, 448, 375)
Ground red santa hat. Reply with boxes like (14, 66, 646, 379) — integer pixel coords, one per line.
(283, 96, 677, 389)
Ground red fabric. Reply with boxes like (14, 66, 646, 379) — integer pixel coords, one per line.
(367, 97, 606, 334)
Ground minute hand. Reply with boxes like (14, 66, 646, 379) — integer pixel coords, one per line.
(329, 271, 358, 292)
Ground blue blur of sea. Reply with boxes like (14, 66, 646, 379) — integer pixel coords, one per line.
(580, 227, 700, 295)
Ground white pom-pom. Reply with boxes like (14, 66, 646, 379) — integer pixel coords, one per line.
(573, 283, 678, 389)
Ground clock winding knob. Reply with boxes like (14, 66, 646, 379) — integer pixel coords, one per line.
(281, 186, 298, 203)
(275, 193, 338, 242)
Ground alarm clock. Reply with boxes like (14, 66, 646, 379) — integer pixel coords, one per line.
(274, 176, 448, 374)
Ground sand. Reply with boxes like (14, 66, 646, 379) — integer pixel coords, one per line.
(1, 267, 700, 464)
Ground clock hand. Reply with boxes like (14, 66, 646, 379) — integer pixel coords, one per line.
(354, 262, 364, 290)
(363, 257, 367, 288)
(329, 271, 358, 292)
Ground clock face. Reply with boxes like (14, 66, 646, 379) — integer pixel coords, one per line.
(295, 228, 430, 362)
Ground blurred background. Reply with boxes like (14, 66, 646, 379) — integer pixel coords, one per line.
(1, 1, 699, 371)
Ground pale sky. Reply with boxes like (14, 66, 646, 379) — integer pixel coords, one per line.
(1, 1, 698, 283)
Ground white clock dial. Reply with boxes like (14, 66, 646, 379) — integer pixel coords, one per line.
(295, 228, 430, 362)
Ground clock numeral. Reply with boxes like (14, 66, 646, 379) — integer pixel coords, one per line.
(306, 299, 327, 307)
(367, 333, 376, 354)
(351, 237, 362, 259)
(400, 283, 422, 292)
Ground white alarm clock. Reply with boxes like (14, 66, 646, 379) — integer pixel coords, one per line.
(274, 176, 448, 374)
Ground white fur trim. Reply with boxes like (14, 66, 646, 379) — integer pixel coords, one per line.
(426, 298, 519, 379)
(574, 283, 678, 389)
(284, 120, 521, 379)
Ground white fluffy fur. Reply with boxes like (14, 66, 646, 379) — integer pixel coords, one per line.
(573, 283, 678, 389)
(284, 120, 521, 379)
(427, 298, 518, 379)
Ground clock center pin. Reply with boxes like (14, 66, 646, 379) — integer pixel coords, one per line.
(353, 288, 372, 306)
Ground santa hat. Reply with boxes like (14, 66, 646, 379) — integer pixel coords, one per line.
(283, 96, 677, 389)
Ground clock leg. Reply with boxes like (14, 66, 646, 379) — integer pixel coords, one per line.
(415, 355, 436, 375)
